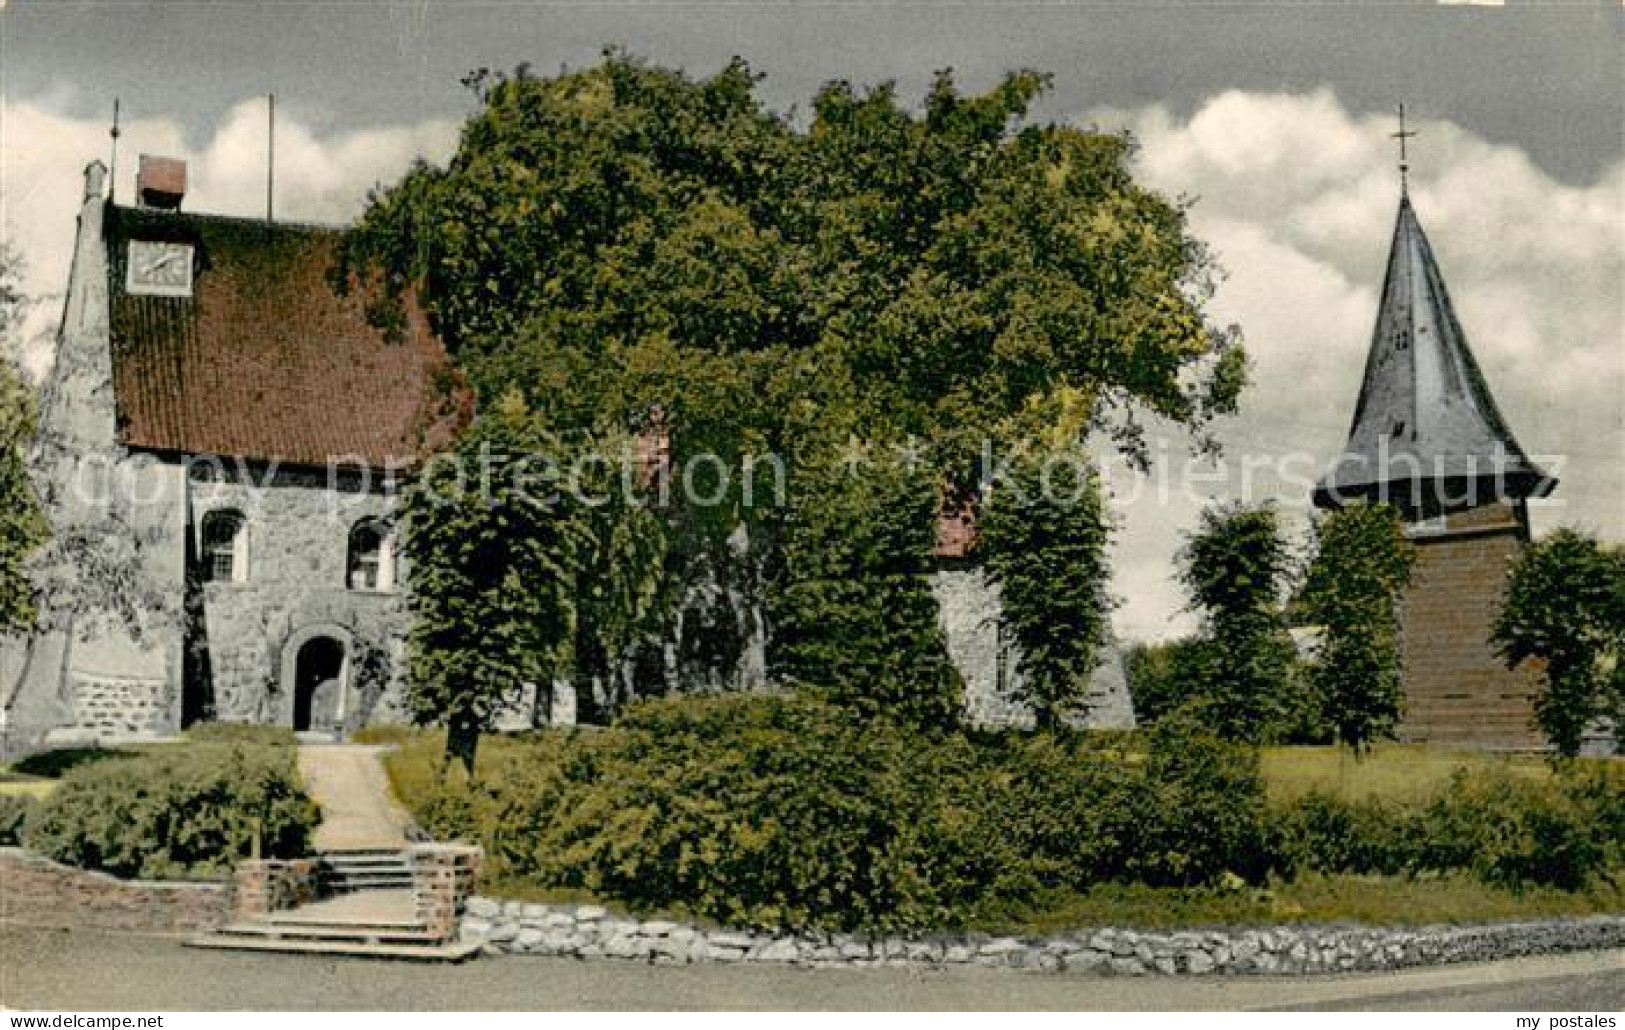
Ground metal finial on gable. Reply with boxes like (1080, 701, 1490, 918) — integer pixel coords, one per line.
(1391, 102, 1419, 194)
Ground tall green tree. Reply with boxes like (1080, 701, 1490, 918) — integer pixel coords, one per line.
(0, 243, 46, 632)
(768, 453, 961, 731)
(1176, 503, 1299, 743)
(977, 447, 1112, 730)
(402, 396, 584, 769)
(1493, 528, 1625, 757)
(1299, 503, 1416, 753)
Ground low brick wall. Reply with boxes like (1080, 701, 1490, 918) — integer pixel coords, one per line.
(463, 899, 1625, 976)
(232, 858, 321, 919)
(0, 847, 229, 933)
(410, 843, 482, 940)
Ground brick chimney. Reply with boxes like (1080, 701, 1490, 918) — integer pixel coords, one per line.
(136, 155, 186, 210)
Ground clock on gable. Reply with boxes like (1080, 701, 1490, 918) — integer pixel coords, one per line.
(126, 240, 194, 297)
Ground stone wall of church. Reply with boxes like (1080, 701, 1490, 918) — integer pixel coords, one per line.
(931, 565, 1135, 730)
(2, 167, 189, 756)
(186, 463, 411, 732)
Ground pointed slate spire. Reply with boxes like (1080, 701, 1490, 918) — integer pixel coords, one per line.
(1313, 194, 1556, 515)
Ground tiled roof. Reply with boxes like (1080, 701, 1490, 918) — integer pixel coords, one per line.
(1313, 194, 1555, 511)
(106, 204, 471, 468)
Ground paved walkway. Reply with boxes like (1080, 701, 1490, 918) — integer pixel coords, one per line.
(296, 745, 412, 851)
(2, 930, 1620, 1010)
(265, 891, 418, 927)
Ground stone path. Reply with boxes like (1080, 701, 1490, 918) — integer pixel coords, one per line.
(296, 745, 413, 851)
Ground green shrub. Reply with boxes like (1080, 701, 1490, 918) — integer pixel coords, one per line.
(390, 692, 1618, 930)
(183, 723, 297, 746)
(21, 743, 318, 879)
(1129, 719, 1272, 885)
(532, 695, 936, 932)
(1412, 769, 1607, 892)
(1272, 767, 1620, 892)
(1270, 792, 1413, 878)
(389, 693, 1276, 932)
(0, 793, 36, 844)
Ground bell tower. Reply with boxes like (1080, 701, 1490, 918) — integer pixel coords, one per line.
(1313, 119, 1557, 747)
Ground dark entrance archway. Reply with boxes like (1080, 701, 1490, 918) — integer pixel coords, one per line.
(292, 636, 346, 732)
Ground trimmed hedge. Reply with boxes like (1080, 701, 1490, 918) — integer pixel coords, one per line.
(395, 694, 1270, 932)
(21, 743, 318, 879)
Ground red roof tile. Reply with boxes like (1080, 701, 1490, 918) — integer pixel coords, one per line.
(106, 204, 471, 468)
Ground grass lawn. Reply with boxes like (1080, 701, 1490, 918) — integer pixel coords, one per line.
(1258, 744, 1621, 804)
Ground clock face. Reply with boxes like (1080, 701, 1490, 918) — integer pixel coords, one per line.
(127, 240, 194, 297)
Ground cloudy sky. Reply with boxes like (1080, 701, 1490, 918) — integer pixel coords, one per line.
(3, 1, 1621, 642)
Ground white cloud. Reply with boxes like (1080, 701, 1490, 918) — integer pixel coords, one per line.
(1093, 90, 1625, 643)
(1, 98, 458, 378)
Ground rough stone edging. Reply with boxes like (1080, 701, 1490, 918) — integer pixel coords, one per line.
(462, 898, 1625, 975)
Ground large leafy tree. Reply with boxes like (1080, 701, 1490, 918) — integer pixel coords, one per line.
(1299, 503, 1416, 753)
(341, 57, 1241, 459)
(976, 447, 1112, 730)
(341, 53, 1243, 730)
(1176, 503, 1300, 744)
(1493, 528, 1624, 757)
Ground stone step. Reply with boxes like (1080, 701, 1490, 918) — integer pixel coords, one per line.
(315, 851, 406, 864)
(324, 878, 415, 893)
(323, 867, 413, 880)
(319, 848, 411, 862)
(187, 934, 483, 962)
(316, 848, 414, 894)
(260, 910, 424, 931)
(214, 921, 442, 945)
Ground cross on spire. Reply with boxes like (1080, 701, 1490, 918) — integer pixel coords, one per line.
(1392, 102, 1419, 193)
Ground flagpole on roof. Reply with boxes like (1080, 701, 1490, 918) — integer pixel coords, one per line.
(109, 98, 121, 203)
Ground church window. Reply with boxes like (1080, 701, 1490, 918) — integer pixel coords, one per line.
(347, 520, 394, 592)
(200, 509, 248, 583)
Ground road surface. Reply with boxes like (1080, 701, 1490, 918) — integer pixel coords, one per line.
(2, 928, 1620, 1010)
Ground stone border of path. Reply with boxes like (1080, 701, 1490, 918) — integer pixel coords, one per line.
(463, 900, 1625, 976)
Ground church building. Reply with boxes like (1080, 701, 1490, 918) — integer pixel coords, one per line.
(1313, 178, 1558, 749)
(1, 157, 469, 754)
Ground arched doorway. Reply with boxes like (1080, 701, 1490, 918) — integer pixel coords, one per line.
(292, 636, 346, 732)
